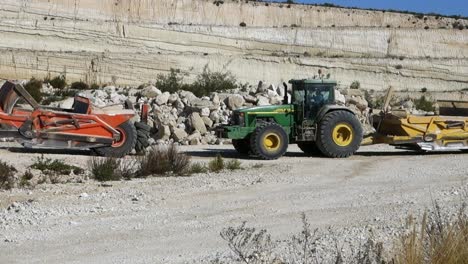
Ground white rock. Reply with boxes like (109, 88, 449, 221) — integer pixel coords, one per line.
(142, 85, 162, 98)
(189, 112, 207, 134)
(226, 95, 245, 110)
(155, 92, 170, 105)
(257, 96, 270, 106)
(200, 107, 210, 117)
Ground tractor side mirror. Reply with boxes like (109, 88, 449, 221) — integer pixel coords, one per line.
(283, 82, 288, 104)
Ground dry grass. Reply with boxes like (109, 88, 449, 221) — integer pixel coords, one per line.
(138, 145, 191, 177)
(217, 194, 468, 264)
(394, 200, 468, 264)
(0, 160, 17, 190)
(88, 157, 122, 182)
(208, 154, 225, 172)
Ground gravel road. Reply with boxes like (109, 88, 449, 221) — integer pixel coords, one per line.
(0, 144, 467, 263)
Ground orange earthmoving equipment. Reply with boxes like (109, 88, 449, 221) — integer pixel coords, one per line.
(0, 81, 151, 157)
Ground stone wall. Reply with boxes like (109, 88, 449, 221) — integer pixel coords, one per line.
(0, 0, 467, 91)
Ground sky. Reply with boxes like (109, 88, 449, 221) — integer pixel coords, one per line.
(290, 0, 468, 17)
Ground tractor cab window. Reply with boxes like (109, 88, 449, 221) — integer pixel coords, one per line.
(304, 84, 334, 120)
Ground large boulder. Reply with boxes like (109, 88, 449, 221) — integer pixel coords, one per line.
(225, 95, 245, 110)
(257, 96, 270, 106)
(156, 125, 171, 140)
(189, 98, 215, 111)
(155, 92, 170, 105)
(142, 85, 162, 98)
(171, 127, 188, 141)
(189, 112, 207, 134)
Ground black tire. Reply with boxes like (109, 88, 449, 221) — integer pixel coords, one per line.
(232, 137, 251, 155)
(297, 142, 321, 156)
(135, 122, 151, 132)
(134, 121, 151, 154)
(316, 111, 363, 158)
(93, 121, 137, 157)
(250, 123, 288, 160)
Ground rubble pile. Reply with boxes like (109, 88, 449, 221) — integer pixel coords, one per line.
(45, 82, 376, 147)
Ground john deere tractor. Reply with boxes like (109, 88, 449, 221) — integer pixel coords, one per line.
(218, 79, 363, 159)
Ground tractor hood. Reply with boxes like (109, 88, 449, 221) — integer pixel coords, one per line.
(236, 104, 293, 114)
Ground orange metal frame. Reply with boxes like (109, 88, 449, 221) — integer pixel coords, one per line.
(0, 81, 134, 145)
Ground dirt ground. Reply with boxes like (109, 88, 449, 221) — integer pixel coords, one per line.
(0, 143, 467, 263)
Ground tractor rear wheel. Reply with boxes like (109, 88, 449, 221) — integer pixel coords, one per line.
(93, 121, 137, 158)
(232, 137, 251, 155)
(250, 123, 288, 160)
(297, 142, 321, 156)
(316, 111, 363, 158)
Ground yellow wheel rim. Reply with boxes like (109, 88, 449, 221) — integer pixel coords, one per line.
(332, 123, 354, 147)
(263, 133, 281, 151)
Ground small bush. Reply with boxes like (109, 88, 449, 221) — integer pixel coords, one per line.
(24, 78, 43, 103)
(421, 87, 428, 93)
(414, 95, 435, 112)
(71, 81, 90, 90)
(395, 64, 403, 70)
(189, 65, 237, 97)
(350, 81, 360, 89)
(189, 162, 208, 174)
(208, 154, 225, 172)
(156, 68, 186, 94)
(19, 170, 34, 188)
(138, 145, 191, 177)
(226, 159, 242, 171)
(90, 83, 100, 90)
(0, 160, 17, 190)
(88, 157, 121, 181)
(239, 22, 247, 27)
(30, 155, 84, 176)
(48, 75, 67, 89)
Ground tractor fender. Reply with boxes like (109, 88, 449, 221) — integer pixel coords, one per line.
(316, 105, 356, 123)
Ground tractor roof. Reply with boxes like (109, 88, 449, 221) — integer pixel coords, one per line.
(289, 79, 337, 85)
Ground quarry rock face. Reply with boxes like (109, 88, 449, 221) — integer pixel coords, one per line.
(0, 0, 466, 92)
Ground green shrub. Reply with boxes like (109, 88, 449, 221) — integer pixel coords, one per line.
(240, 22, 247, 27)
(350, 81, 360, 89)
(30, 155, 84, 175)
(19, 170, 34, 188)
(90, 83, 100, 90)
(88, 157, 121, 181)
(189, 65, 237, 97)
(189, 162, 208, 174)
(156, 68, 186, 94)
(48, 75, 67, 89)
(138, 145, 191, 177)
(0, 160, 17, 190)
(71, 81, 90, 90)
(395, 64, 403, 70)
(24, 78, 43, 103)
(414, 95, 435, 112)
(226, 159, 242, 171)
(208, 154, 225, 172)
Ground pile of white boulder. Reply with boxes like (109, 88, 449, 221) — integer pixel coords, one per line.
(47, 81, 375, 147)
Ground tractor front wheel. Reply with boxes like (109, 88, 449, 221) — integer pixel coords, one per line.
(316, 111, 363, 158)
(93, 121, 137, 158)
(232, 137, 251, 155)
(250, 123, 288, 160)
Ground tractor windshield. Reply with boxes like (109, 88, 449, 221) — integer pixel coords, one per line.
(292, 83, 334, 122)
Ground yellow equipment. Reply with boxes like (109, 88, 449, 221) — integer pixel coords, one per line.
(362, 88, 468, 152)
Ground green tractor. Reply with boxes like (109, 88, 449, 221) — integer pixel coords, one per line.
(218, 79, 363, 159)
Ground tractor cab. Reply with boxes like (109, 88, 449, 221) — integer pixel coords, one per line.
(289, 79, 337, 141)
